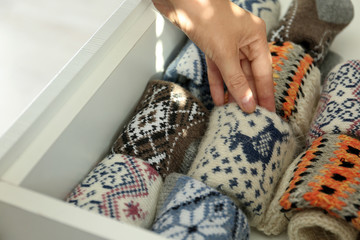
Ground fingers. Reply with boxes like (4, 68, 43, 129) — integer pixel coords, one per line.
(216, 52, 256, 113)
(251, 42, 276, 112)
(241, 58, 259, 105)
(206, 56, 225, 106)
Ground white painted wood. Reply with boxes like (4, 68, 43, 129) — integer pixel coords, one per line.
(0, 0, 149, 178)
(0, 181, 167, 240)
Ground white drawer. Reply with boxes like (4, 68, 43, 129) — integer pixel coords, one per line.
(0, 0, 287, 239)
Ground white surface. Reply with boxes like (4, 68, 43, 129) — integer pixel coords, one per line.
(0, 0, 124, 137)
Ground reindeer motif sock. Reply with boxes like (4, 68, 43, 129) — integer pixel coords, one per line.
(270, 41, 321, 145)
(152, 173, 250, 240)
(112, 80, 209, 178)
(66, 154, 163, 228)
(163, 0, 281, 110)
(187, 103, 296, 227)
(308, 60, 360, 146)
(269, 0, 354, 65)
(288, 209, 359, 240)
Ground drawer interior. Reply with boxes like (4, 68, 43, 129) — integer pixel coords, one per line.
(0, 1, 186, 200)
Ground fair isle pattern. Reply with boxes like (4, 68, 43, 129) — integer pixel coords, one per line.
(280, 135, 360, 231)
(308, 60, 360, 146)
(269, 0, 354, 65)
(163, 0, 280, 110)
(187, 104, 296, 226)
(152, 174, 249, 240)
(270, 41, 321, 144)
(66, 154, 163, 228)
(112, 80, 209, 179)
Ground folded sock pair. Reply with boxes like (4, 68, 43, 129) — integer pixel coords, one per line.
(187, 103, 296, 227)
(269, 0, 354, 66)
(152, 173, 250, 240)
(259, 60, 360, 239)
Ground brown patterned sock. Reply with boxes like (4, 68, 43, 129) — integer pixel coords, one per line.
(111, 80, 209, 179)
(269, 0, 354, 65)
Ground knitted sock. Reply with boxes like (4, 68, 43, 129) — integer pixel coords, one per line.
(187, 103, 296, 227)
(319, 51, 344, 84)
(112, 80, 209, 179)
(270, 41, 321, 145)
(269, 0, 354, 65)
(66, 154, 163, 228)
(288, 209, 359, 240)
(307, 60, 360, 146)
(279, 134, 360, 231)
(152, 173, 250, 240)
(163, 0, 281, 110)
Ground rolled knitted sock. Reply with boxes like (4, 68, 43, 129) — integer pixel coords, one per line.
(66, 154, 163, 228)
(187, 103, 296, 227)
(269, 0, 354, 65)
(112, 80, 209, 179)
(307, 60, 360, 146)
(163, 0, 281, 110)
(319, 51, 344, 84)
(288, 209, 359, 240)
(152, 173, 250, 240)
(279, 134, 360, 231)
(270, 41, 321, 146)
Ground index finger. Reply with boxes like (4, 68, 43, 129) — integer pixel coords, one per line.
(251, 41, 275, 112)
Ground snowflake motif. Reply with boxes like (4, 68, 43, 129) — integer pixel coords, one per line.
(157, 202, 228, 240)
(144, 163, 159, 182)
(123, 201, 148, 221)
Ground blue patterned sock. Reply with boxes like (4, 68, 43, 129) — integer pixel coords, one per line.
(66, 154, 163, 228)
(163, 0, 281, 110)
(152, 173, 250, 240)
(307, 60, 360, 146)
(187, 103, 296, 227)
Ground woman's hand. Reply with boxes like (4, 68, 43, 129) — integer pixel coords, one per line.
(152, 0, 275, 113)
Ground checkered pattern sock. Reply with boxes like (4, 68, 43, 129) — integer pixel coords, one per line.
(319, 51, 344, 84)
(111, 80, 209, 179)
(269, 0, 354, 65)
(270, 41, 321, 145)
(152, 173, 250, 240)
(163, 0, 281, 110)
(187, 103, 296, 227)
(307, 60, 360, 146)
(66, 154, 163, 228)
(288, 209, 359, 240)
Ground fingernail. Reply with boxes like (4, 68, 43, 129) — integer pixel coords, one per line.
(241, 94, 256, 113)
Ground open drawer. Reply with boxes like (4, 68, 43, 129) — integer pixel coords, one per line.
(0, 0, 287, 239)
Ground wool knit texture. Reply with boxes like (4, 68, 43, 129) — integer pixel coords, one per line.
(66, 154, 163, 228)
(152, 173, 250, 240)
(112, 80, 209, 179)
(187, 103, 296, 227)
(307, 60, 360, 146)
(288, 209, 359, 240)
(279, 134, 360, 231)
(163, 0, 281, 110)
(270, 41, 321, 145)
(269, 0, 354, 65)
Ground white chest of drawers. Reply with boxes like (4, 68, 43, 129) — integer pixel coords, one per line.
(0, 1, 289, 239)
